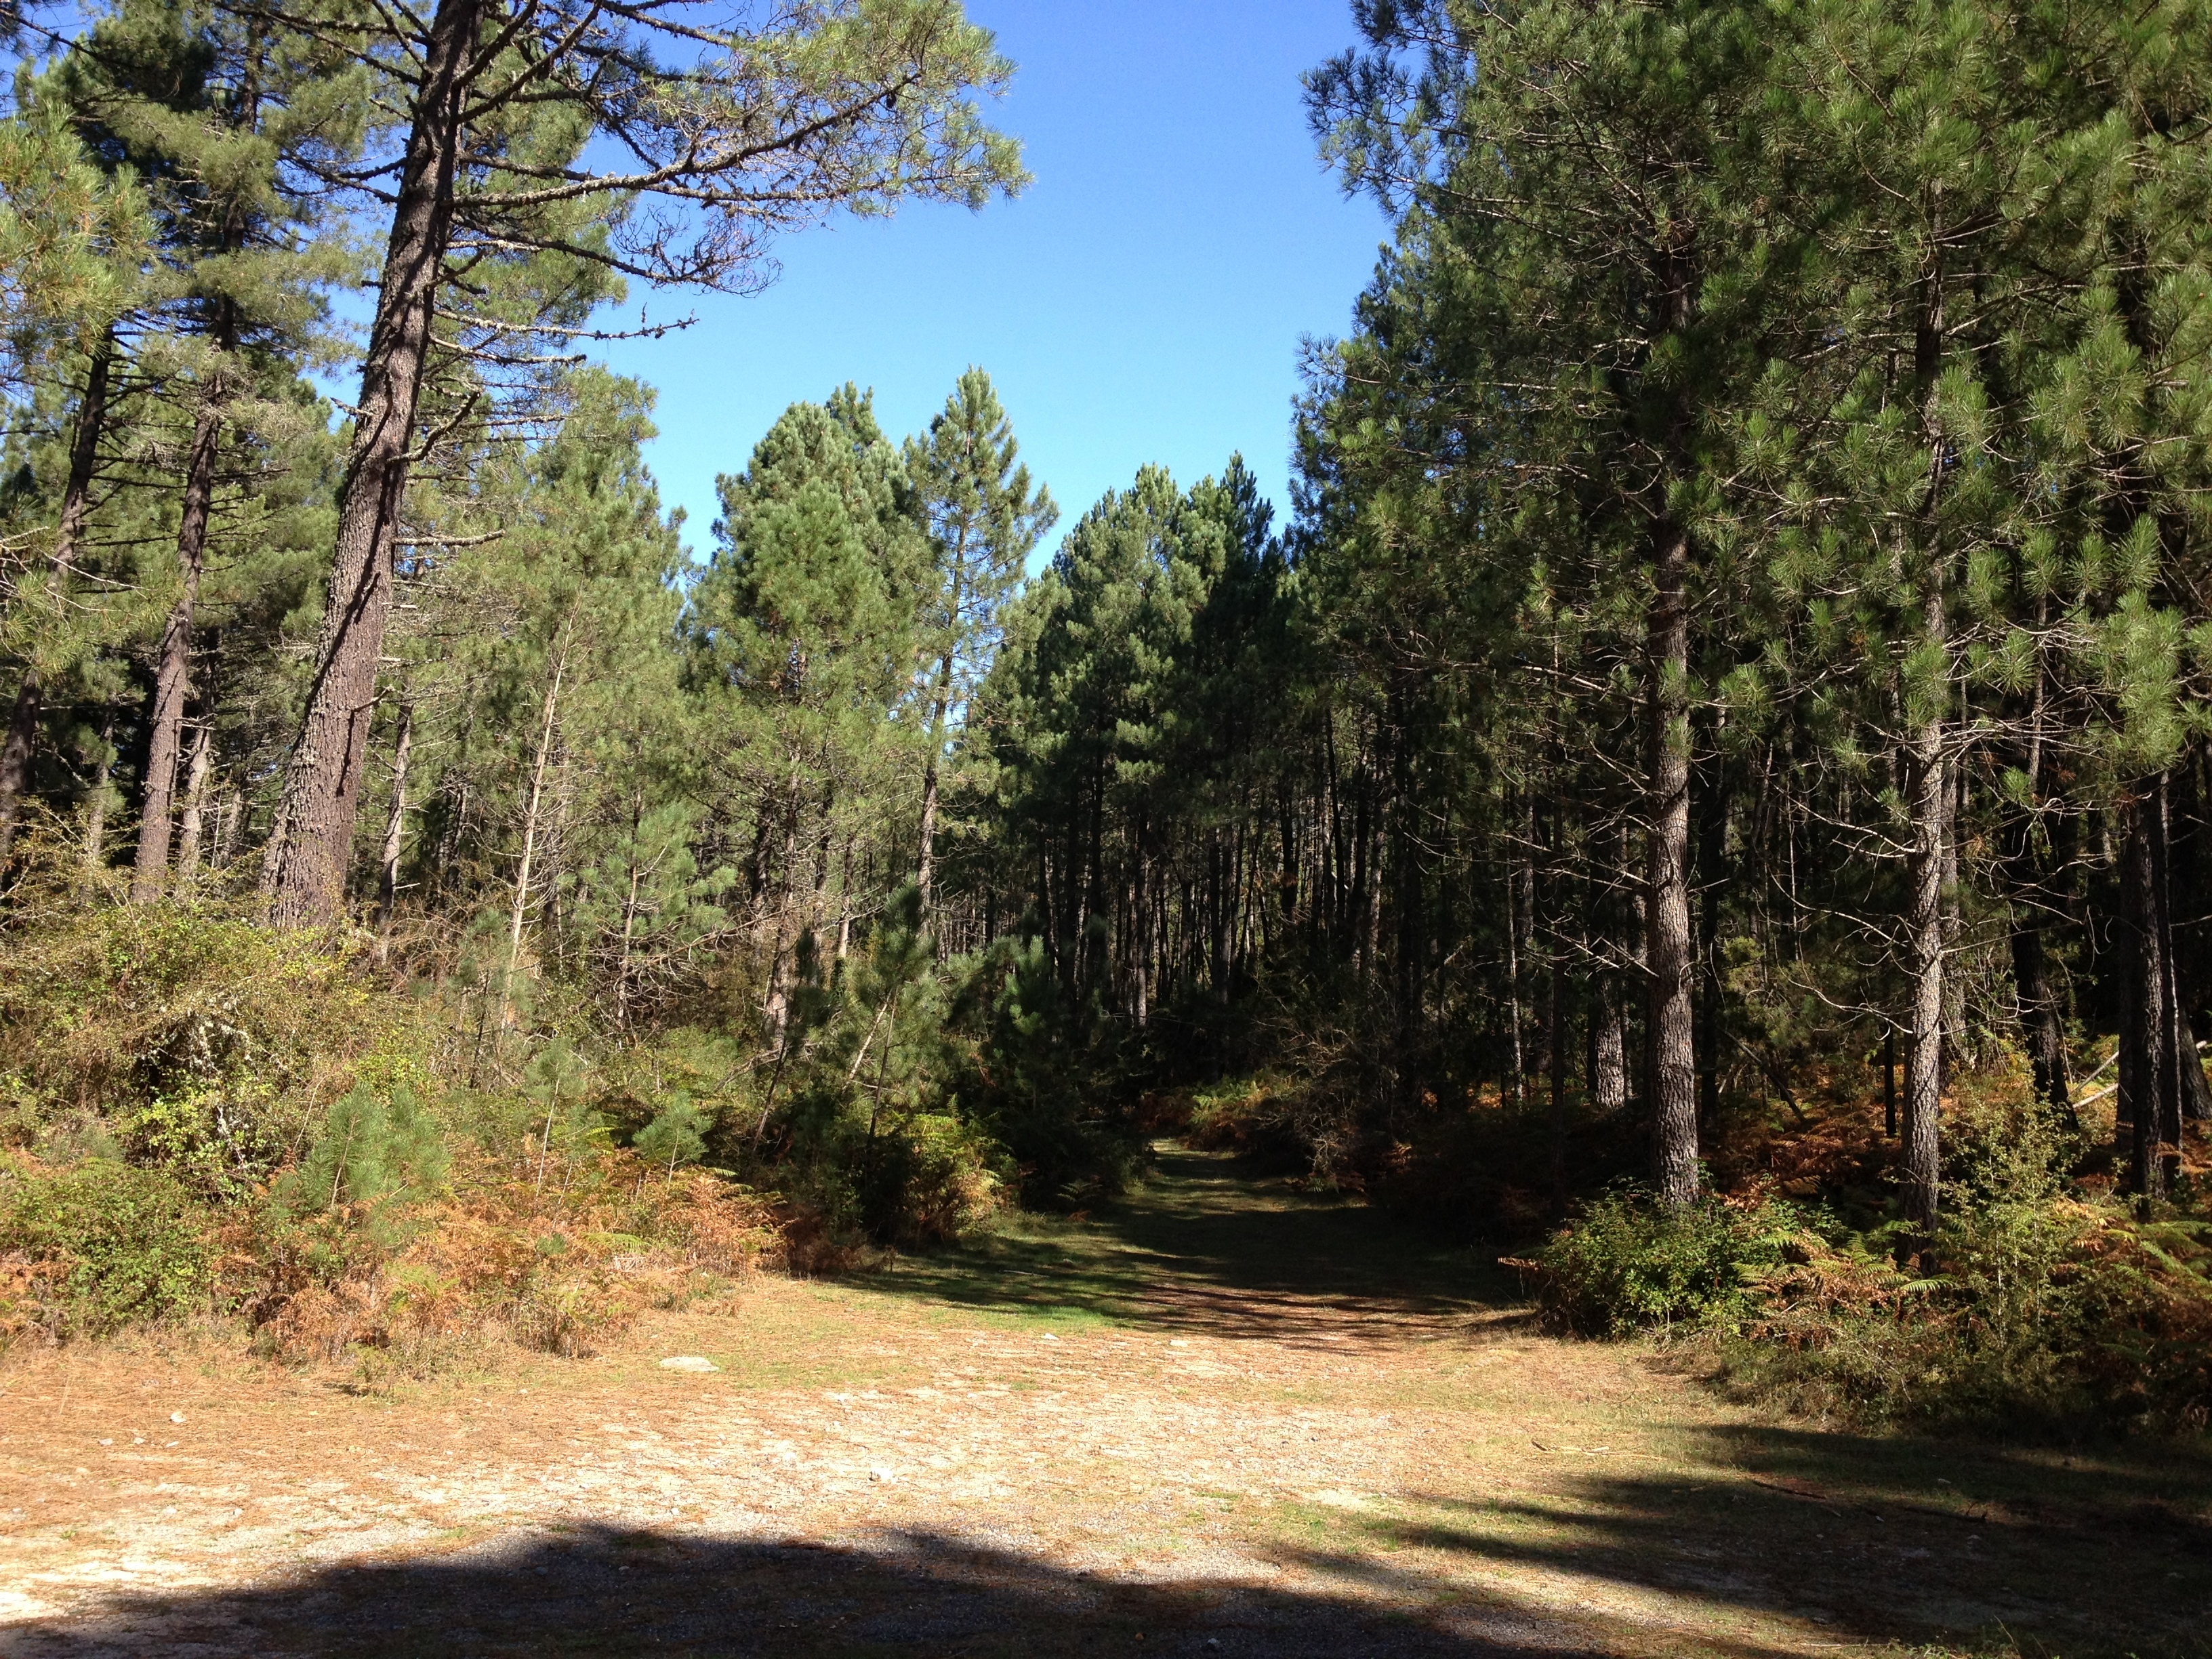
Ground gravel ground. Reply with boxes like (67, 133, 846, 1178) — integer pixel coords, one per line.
(3, 1147, 2207, 1658)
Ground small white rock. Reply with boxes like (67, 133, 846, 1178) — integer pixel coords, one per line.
(169, 1412, 186, 1425)
(868, 1467, 895, 1483)
(658, 1356, 718, 1374)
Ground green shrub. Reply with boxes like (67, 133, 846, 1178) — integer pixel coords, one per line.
(1536, 1190, 1803, 1336)
(1725, 1197, 2212, 1433)
(0, 904, 397, 1185)
(863, 1113, 1005, 1246)
(0, 1158, 215, 1334)
(632, 1099, 710, 1177)
(958, 937, 1143, 1210)
(279, 1084, 449, 1216)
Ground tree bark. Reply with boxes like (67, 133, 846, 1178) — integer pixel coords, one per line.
(1504, 851, 1526, 1108)
(916, 647, 955, 912)
(1593, 974, 1627, 1116)
(0, 331, 114, 865)
(80, 714, 116, 878)
(1647, 518, 1700, 1208)
(2005, 644, 2070, 1115)
(375, 701, 413, 953)
(1132, 841, 1150, 1028)
(1883, 1027, 1898, 1139)
(1548, 956, 1567, 1212)
(2010, 920, 2070, 1118)
(1902, 633, 1946, 1233)
(131, 390, 224, 901)
(174, 720, 213, 883)
(260, 0, 484, 924)
(505, 642, 568, 1011)
(2121, 785, 2176, 1204)
(1696, 748, 1726, 1128)
(2172, 754, 2211, 1124)
(2159, 775, 2186, 1176)
(1901, 222, 1951, 1237)
(2175, 951, 2212, 1124)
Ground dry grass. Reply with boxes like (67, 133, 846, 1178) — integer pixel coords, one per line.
(1, 1145, 2208, 1657)
(249, 1149, 779, 1366)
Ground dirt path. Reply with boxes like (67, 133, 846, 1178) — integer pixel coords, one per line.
(3, 1145, 2209, 1657)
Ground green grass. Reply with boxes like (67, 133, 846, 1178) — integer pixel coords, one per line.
(857, 1140, 1506, 1334)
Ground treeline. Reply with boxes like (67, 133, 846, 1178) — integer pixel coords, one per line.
(987, 0, 2212, 1233)
(0, 0, 1021, 926)
(5, 0, 2212, 1345)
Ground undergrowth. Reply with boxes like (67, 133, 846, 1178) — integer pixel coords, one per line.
(1522, 1073, 2212, 1435)
(0, 902, 778, 1365)
(0, 891, 1147, 1364)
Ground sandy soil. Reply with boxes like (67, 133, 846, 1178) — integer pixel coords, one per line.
(1, 1147, 2207, 1657)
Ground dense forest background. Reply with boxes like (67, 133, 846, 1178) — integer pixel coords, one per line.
(5, 0, 2212, 1430)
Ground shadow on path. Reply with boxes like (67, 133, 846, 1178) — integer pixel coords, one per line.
(863, 1143, 1515, 1345)
(1368, 1420, 2212, 1658)
(8, 1525, 1612, 1658)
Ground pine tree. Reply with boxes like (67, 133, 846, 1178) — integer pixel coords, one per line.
(1309, 0, 1798, 1202)
(693, 386, 926, 1040)
(39, 0, 369, 899)
(254, 0, 1026, 924)
(903, 368, 1053, 918)
(0, 100, 144, 859)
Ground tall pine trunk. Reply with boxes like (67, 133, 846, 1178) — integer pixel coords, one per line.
(1593, 974, 1627, 1116)
(0, 331, 113, 864)
(1903, 649, 1947, 1231)
(131, 389, 224, 901)
(80, 714, 116, 878)
(375, 702, 413, 954)
(2120, 785, 2179, 1202)
(2006, 648, 2072, 1118)
(261, 0, 483, 923)
(1548, 955, 1568, 1212)
(2170, 754, 2212, 1123)
(1901, 226, 1952, 1236)
(916, 648, 955, 912)
(1696, 747, 1727, 1128)
(174, 720, 213, 883)
(2119, 777, 2186, 1201)
(505, 644, 568, 1013)
(1647, 518, 1700, 1208)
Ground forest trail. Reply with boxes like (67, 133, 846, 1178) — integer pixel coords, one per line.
(3, 1144, 2208, 1658)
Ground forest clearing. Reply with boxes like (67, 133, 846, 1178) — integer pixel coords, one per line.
(7, 1145, 2208, 1659)
(8, 0, 2212, 1652)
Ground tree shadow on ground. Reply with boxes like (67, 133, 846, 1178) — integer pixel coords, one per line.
(18, 1438, 2205, 1659)
(12, 1522, 1649, 1658)
(863, 1144, 1516, 1345)
(1359, 1421, 2212, 1659)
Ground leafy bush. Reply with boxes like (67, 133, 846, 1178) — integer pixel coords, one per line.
(862, 1113, 1005, 1246)
(1725, 1199, 2212, 1433)
(1527, 1076, 2212, 1432)
(1185, 1073, 1364, 1185)
(1533, 1190, 1805, 1336)
(0, 905, 785, 1365)
(0, 1156, 214, 1334)
(279, 1084, 449, 1216)
(0, 903, 403, 1192)
(957, 936, 1143, 1209)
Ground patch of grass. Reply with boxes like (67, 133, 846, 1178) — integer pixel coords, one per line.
(861, 1143, 1501, 1340)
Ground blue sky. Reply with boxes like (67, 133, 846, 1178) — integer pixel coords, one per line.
(588, 1, 1389, 562)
